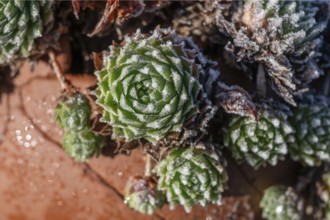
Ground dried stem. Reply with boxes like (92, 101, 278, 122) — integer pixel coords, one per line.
(48, 49, 71, 92)
(144, 154, 152, 177)
(256, 64, 267, 97)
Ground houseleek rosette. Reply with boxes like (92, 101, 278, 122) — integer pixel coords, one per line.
(157, 144, 227, 212)
(124, 176, 165, 215)
(289, 98, 330, 166)
(63, 130, 104, 161)
(55, 93, 92, 132)
(224, 111, 294, 169)
(260, 185, 302, 220)
(0, 0, 53, 64)
(95, 29, 218, 143)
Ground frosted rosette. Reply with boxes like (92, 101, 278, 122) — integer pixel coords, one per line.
(0, 0, 53, 63)
(157, 144, 227, 212)
(224, 110, 294, 168)
(95, 28, 218, 143)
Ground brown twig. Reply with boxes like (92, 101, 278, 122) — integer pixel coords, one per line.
(48, 49, 72, 93)
(145, 154, 152, 177)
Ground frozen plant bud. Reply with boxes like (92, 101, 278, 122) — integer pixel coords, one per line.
(124, 176, 165, 215)
(216, 0, 330, 105)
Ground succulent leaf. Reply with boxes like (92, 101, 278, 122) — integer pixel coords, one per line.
(0, 0, 53, 64)
(224, 110, 294, 168)
(95, 28, 218, 143)
(124, 176, 165, 215)
(260, 185, 302, 220)
(157, 144, 227, 212)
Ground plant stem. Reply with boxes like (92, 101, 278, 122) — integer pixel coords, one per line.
(48, 49, 71, 92)
(144, 154, 152, 177)
(257, 64, 267, 97)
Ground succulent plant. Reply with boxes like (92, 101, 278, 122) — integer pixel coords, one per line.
(62, 129, 104, 161)
(55, 93, 92, 132)
(95, 28, 218, 143)
(289, 97, 330, 166)
(260, 185, 302, 220)
(124, 176, 165, 215)
(0, 0, 53, 64)
(157, 144, 227, 212)
(216, 0, 330, 105)
(224, 110, 294, 169)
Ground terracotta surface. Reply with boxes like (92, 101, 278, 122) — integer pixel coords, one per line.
(0, 61, 300, 220)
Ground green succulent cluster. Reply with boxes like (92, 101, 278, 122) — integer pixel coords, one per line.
(95, 28, 218, 143)
(55, 94, 104, 161)
(157, 145, 227, 212)
(260, 185, 302, 220)
(0, 0, 53, 64)
(289, 102, 330, 166)
(124, 176, 165, 215)
(224, 111, 294, 169)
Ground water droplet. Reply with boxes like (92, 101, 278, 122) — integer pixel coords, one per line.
(56, 200, 63, 206)
(52, 162, 60, 168)
(82, 188, 89, 194)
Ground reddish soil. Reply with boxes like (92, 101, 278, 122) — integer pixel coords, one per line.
(0, 60, 301, 220)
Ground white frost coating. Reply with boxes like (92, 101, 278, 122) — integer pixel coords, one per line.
(277, 144, 288, 154)
(311, 118, 321, 128)
(231, 130, 240, 142)
(271, 118, 280, 128)
(258, 150, 270, 160)
(126, 54, 139, 63)
(238, 139, 248, 152)
(283, 124, 293, 134)
(274, 134, 284, 144)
